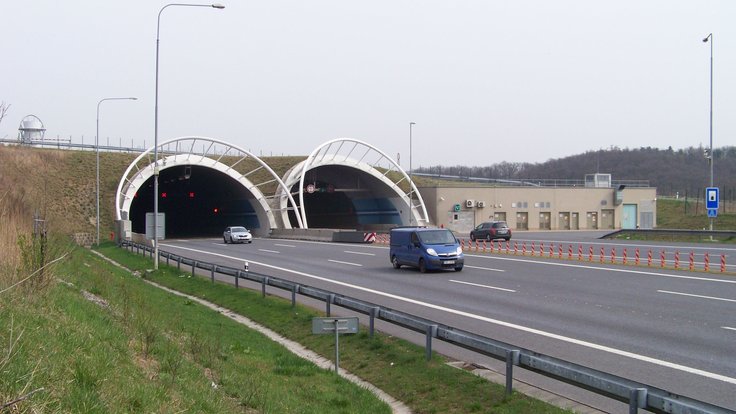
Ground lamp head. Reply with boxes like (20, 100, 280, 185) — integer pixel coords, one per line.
(212, 3, 225, 8)
(703, 33, 712, 43)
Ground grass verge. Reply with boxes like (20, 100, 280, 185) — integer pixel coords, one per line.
(96, 243, 569, 414)
(1, 244, 392, 413)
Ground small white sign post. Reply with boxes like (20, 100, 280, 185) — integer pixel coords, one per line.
(312, 317, 359, 373)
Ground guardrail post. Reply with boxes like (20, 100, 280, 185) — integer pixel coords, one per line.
(262, 277, 269, 297)
(291, 284, 299, 307)
(425, 324, 438, 361)
(505, 350, 520, 395)
(235, 270, 240, 288)
(326, 294, 335, 316)
(211, 265, 216, 284)
(629, 388, 647, 414)
(369, 307, 380, 337)
(177, 256, 181, 271)
(192, 261, 197, 278)
(166, 253, 170, 266)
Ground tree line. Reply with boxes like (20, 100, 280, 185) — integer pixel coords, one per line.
(416, 146, 736, 199)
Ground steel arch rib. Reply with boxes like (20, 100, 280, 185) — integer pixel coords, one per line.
(297, 137, 428, 229)
(114, 136, 304, 228)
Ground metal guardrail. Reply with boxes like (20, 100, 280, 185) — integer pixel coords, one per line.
(121, 240, 732, 414)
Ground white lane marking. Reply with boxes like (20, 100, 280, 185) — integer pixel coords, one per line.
(161, 243, 736, 385)
(464, 265, 505, 273)
(258, 249, 280, 254)
(722, 327, 736, 332)
(328, 259, 363, 267)
(344, 250, 376, 256)
(274, 243, 296, 248)
(449, 280, 516, 292)
(468, 254, 736, 284)
(657, 290, 736, 303)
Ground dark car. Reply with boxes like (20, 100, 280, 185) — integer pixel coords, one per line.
(470, 221, 511, 241)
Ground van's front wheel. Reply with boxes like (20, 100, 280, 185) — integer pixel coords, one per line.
(392, 255, 401, 269)
(418, 259, 427, 273)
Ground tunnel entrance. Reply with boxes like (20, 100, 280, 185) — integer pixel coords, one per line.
(288, 165, 403, 230)
(129, 165, 260, 238)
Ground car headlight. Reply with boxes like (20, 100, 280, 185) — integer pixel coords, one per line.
(456, 246, 463, 255)
(426, 248, 438, 257)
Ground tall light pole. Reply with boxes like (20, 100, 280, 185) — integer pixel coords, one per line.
(154, 3, 225, 269)
(97, 97, 137, 246)
(703, 33, 714, 231)
(409, 122, 416, 226)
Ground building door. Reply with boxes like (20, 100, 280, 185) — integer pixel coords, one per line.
(622, 204, 637, 229)
(516, 212, 528, 230)
(559, 212, 571, 230)
(494, 212, 507, 221)
(571, 212, 579, 230)
(539, 212, 551, 230)
(601, 209, 615, 229)
(640, 211, 654, 229)
(586, 212, 598, 229)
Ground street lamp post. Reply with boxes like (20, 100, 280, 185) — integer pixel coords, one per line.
(154, 3, 225, 269)
(96, 97, 137, 246)
(703, 33, 714, 231)
(409, 122, 415, 226)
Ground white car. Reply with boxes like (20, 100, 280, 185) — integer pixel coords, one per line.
(223, 226, 253, 244)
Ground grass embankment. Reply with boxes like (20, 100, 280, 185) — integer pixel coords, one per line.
(96, 244, 566, 414)
(609, 198, 736, 243)
(1, 244, 392, 413)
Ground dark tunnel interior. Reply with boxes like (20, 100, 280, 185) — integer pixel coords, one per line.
(287, 165, 403, 230)
(129, 165, 259, 238)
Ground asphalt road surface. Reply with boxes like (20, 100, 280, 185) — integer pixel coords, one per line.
(158, 232, 736, 413)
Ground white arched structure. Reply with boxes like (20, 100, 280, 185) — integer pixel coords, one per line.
(115, 136, 303, 234)
(276, 138, 429, 229)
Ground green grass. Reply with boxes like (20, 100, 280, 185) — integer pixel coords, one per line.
(656, 197, 736, 230)
(95, 243, 569, 414)
(1, 244, 392, 413)
(608, 198, 736, 243)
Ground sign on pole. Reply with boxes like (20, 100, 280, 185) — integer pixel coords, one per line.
(706, 187, 719, 210)
(312, 317, 359, 373)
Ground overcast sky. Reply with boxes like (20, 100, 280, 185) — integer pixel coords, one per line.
(1, 1, 734, 169)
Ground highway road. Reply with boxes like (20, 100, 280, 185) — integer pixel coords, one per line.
(158, 233, 736, 413)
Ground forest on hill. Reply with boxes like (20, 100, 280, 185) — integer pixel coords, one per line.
(417, 146, 736, 200)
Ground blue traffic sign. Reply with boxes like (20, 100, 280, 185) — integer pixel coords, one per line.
(706, 187, 719, 210)
(707, 208, 718, 218)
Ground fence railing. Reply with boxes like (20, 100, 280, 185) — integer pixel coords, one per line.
(120, 240, 732, 414)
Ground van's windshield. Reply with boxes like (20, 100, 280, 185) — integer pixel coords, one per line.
(417, 230, 456, 245)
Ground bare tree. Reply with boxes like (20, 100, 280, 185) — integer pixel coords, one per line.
(0, 101, 9, 127)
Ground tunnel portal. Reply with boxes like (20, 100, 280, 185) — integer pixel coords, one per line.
(130, 165, 259, 238)
(288, 165, 403, 230)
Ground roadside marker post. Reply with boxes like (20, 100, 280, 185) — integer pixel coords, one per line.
(312, 317, 359, 374)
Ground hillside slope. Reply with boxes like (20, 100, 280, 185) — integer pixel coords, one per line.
(419, 146, 736, 199)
